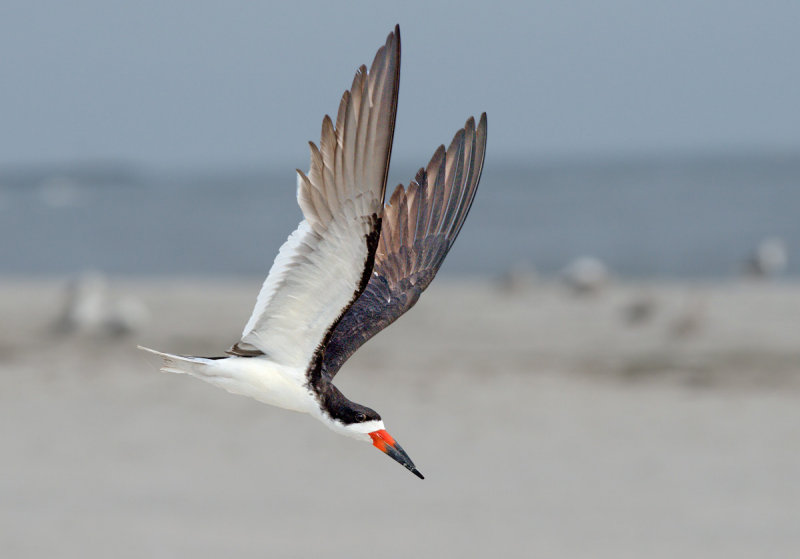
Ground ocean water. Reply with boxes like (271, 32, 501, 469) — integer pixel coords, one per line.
(1, 154, 799, 278)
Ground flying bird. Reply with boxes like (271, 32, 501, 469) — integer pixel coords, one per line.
(139, 25, 486, 479)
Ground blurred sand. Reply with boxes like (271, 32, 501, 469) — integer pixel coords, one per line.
(1, 278, 799, 558)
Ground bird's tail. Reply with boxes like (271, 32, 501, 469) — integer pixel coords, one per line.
(137, 345, 214, 378)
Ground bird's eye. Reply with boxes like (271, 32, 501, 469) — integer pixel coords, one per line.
(356, 412, 367, 422)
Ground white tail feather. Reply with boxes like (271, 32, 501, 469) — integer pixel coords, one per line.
(137, 345, 213, 378)
(138, 345, 318, 413)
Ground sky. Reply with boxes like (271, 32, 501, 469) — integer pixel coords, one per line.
(2, 1, 799, 170)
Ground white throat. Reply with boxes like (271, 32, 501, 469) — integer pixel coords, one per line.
(316, 415, 386, 442)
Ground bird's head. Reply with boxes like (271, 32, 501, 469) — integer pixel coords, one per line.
(323, 399, 424, 479)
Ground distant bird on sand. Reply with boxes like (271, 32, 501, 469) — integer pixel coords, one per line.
(55, 271, 147, 337)
(744, 237, 788, 279)
(139, 26, 486, 479)
(562, 256, 609, 295)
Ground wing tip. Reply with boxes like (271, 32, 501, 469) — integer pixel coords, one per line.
(477, 112, 488, 139)
(387, 24, 401, 52)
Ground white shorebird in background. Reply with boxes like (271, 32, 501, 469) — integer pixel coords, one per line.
(140, 26, 487, 479)
(562, 256, 609, 295)
(56, 271, 148, 337)
(744, 237, 788, 279)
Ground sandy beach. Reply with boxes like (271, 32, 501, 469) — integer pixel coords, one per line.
(1, 277, 799, 558)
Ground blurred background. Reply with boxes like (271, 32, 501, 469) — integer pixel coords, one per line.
(1, 1, 799, 558)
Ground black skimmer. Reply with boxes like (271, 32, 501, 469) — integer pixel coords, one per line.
(139, 26, 486, 479)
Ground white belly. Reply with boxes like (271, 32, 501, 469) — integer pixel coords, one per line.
(201, 357, 316, 414)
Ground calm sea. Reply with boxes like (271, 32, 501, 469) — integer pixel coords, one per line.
(1, 154, 799, 278)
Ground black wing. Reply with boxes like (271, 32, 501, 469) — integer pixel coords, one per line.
(320, 113, 487, 378)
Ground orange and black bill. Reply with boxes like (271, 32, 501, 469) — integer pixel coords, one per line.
(369, 429, 424, 479)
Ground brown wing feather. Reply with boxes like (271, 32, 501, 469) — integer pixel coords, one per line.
(320, 113, 487, 378)
(230, 26, 400, 365)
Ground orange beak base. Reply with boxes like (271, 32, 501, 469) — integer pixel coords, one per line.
(369, 429, 424, 479)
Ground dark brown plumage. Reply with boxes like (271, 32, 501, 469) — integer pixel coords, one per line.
(319, 113, 487, 379)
